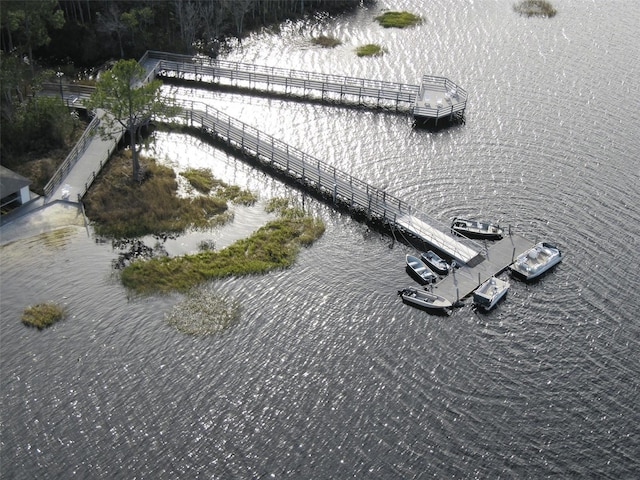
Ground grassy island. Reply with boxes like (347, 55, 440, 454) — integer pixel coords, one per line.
(22, 303, 66, 329)
(514, 0, 557, 17)
(375, 11, 422, 28)
(355, 44, 386, 57)
(120, 198, 324, 294)
(83, 152, 255, 239)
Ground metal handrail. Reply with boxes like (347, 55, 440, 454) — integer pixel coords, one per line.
(44, 113, 100, 198)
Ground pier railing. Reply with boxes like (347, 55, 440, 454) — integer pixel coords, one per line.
(160, 100, 482, 263)
(44, 113, 100, 198)
(144, 51, 419, 108)
(413, 75, 468, 120)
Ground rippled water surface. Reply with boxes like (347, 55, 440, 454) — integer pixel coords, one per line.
(2, 1, 639, 478)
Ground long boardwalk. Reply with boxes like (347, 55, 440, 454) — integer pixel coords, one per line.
(28, 51, 533, 304)
(170, 99, 484, 266)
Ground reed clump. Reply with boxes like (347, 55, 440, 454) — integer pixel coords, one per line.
(311, 35, 342, 48)
(513, 0, 557, 17)
(83, 152, 236, 238)
(120, 198, 325, 294)
(181, 167, 257, 205)
(375, 11, 422, 28)
(355, 44, 386, 57)
(21, 302, 66, 329)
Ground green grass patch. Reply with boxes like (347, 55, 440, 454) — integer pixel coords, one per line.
(180, 167, 218, 193)
(166, 289, 241, 335)
(180, 167, 257, 205)
(120, 199, 325, 294)
(22, 302, 66, 329)
(83, 152, 248, 238)
(513, 0, 557, 17)
(311, 35, 342, 48)
(355, 43, 386, 57)
(375, 11, 422, 28)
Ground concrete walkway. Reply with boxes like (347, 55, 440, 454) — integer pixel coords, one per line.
(47, 109, 124, 203)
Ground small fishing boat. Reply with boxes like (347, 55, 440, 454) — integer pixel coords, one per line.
(420, 250, 449, 275)
(509, 242, 562, 280)
(406, 254, 437, 284)
(451, 217, 503, 240)
(398, 287, 452, 311)
(473, 276, 510, 311)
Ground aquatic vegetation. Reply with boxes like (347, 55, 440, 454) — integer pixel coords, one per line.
(180, 167, 218, 193)
(375, 11, 422, 28)
(84, 152, 246, 238)
(181, 167, 257, 205)
(311, 35, 342, 48)
(355, 43, 386, 57)
(21, 302, 66, 329)
(120, 199, 325, 294)
(166, 289, 241, 335)
(513, 0, 557, 18)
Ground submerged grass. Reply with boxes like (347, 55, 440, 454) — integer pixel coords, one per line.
(84, 152, 240, 238)
(375, 11, 422, 28)
(120, 198, 325, 294)
(166, 289, 241, 335)
(513, 0, 557, 17)
(22, 302, 66, 329)
(311, 35, 342, 48)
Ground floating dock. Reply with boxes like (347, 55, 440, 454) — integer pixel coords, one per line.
(429, 233, 535, 304)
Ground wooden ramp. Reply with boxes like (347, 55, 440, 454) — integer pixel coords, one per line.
(396, 214, 480, 265)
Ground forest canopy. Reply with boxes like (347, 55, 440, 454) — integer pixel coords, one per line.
(1, 0, 369, 67)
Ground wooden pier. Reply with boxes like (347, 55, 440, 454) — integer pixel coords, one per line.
(140, 51, 466, 124)
(39, 51, 531, 305)
(169, 100, 483, 266)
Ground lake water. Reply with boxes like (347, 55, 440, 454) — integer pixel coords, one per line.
(2, 1, 639, 477)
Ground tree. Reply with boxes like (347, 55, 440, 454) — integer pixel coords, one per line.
(85, 59, 179, 182)
(0, 0, 64, 71)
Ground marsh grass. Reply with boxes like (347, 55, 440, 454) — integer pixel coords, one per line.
(311, 35, 342, 48)
(375, 11, 422, 28)
(22, 302, 65, 329)
(84, 152, 238, 238)
(40, 227, 76, 249)
(180, 167, 257, 205)
(513, 0, 557, 17)
(120, 198, 325, 294)
(355, 44, 386, 57)
(180, 167, 217, 193)
(166, 289, 241, 335)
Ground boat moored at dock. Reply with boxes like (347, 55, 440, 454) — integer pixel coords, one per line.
(509, 242, 562, 280)
(406, 254, 438, 284)
(473, 277, 510, 311)
(451, 218, 503, 240)
(398, 287, 452, 312)
(420, 250, 450, 275)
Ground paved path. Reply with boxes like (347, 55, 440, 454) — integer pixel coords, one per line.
(47, 109, 124, 203)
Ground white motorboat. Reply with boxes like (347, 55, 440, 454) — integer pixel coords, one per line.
(473, 276, 510, 311)
(509, 242, 562, 280)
